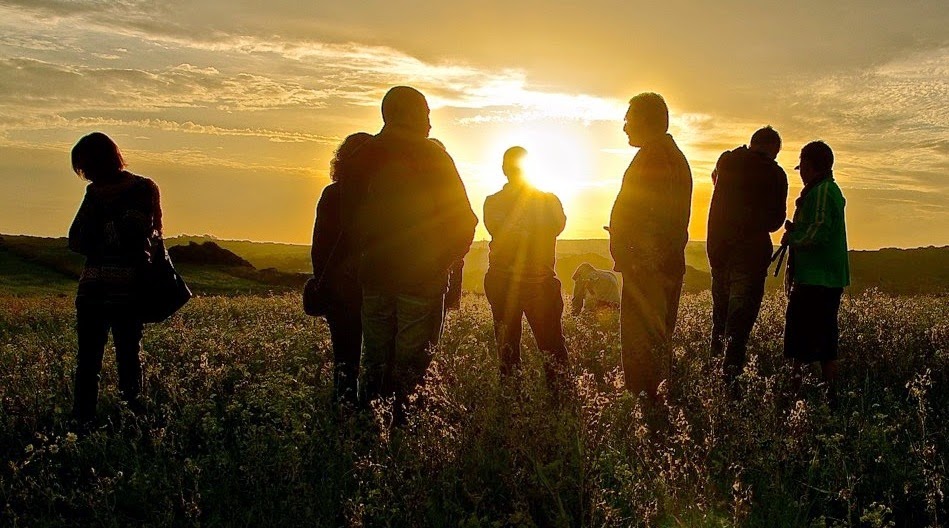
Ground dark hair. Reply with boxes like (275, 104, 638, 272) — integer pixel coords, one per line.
(503, 146, 527, 166)
(502, 145, 527, 178)
(71, 132, 125, 182)
(750, 126, 781, 150)
(628, 92, 669, 134)
(381, 86, 428, 126)
(329, 132, 373, 182)
(800, 141, 834, 172)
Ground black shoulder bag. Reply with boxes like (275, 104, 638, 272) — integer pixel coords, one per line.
(138, 235, 193, 323)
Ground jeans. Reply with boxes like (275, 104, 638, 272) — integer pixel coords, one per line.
(484, 272, 568, 382)
(74, 298, 144, 422)
(710, 262, 767, 380)
(358, 291, 444, 408)
(619, 268, 683, 399)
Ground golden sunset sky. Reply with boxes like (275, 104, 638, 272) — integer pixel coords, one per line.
(1, 1, 946, 249)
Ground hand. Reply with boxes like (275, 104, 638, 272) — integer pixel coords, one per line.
(780, 230, 791, 246)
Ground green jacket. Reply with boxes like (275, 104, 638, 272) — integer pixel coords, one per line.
(787, 174, 850, 288)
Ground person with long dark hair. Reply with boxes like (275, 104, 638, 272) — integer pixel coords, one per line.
(311, 132, 373, 404)
(68, 132, 162, 425)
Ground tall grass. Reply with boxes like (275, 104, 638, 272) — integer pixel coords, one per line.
(0, 291, 945, 526)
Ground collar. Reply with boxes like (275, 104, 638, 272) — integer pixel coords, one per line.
(799, 170, 834, 199)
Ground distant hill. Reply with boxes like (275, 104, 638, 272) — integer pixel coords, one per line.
(168, 241, 254, 268)
(1, 234, 947, 296)
(0, 235, 305, 297)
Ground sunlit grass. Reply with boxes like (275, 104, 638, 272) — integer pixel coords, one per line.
(0, 291, 946, 526)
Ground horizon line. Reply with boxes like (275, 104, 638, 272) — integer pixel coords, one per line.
(2, 232, 947, 253)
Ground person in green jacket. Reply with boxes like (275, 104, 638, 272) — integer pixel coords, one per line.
(781, 141, 850, 404)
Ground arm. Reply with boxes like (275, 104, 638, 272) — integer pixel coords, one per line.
(482, 195, 501, 239)
(149, 179, 164, 237)
(788, 184, 836, 248)
(67, 187, 95, 255)
(764, 167, 788, 233)
(311, 186, 340, 278)
(608, 161, 636, 270)
(548, 194, 566, 237)
(434, 149, 478, 265)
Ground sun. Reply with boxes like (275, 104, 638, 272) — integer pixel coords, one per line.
(488, 122, 592, 202)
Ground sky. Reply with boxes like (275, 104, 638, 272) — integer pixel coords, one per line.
(0, 0, 946, 249)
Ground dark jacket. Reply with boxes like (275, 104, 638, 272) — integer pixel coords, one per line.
(484, 182, 566, 282)
(311, 182, 360, 307)
(341, 126, 478, 297)
(68, 171, 162, 303)
(707, 146, 788, 271)
(609, 134, 692, 274)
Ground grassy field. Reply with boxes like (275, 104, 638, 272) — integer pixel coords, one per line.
(0, 291, 946, 526)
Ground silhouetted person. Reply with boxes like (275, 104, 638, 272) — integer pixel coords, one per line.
(571, 263, 620, 315)
(782, 141, 849, 405)
(68, 132, 162, 425)
(707, 127, 788, 382)
(311, 132, 373, 404)
(609, 93, 692, 400)
(483, 147, 569, 386)
(343, 86, 477, 418)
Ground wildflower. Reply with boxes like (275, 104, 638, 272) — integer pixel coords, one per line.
(24, 444, 33, 454)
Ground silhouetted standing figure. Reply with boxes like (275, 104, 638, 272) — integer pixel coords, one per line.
(343, 86, 478, 418)
(311, 132, 373, 404)
(782, 141, 849, 405)
(68, 132, 162, 425)
(483, 147, 569, 387)
(707, 127, 788, 382)
(609, 93, 693, 400)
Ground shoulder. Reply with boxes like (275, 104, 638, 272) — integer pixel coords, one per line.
(716, 147, 738, 166)
(543, 190, 564, 207)
(825, 180, 845, 201)
(320, 182, 341, 200)
(128, 172, 159, 195)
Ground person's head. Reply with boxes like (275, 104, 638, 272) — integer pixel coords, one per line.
(502, 146, 528, 184)
(71, 132, 125, 182)
(572, 262, 595, 281)
(796, 141, 834, 184)
(623, 92, 669, 147)
(330, 132, 373, 183)
(749, 126, 781, 159)
(381, 86, 431, 136)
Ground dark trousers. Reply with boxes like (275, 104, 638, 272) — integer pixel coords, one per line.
(484, 272, 568, 381)
(619, 268, 683, 399)
(358, 291, 444, 408)
(325, 302, 361, 404)
(711, 262, 767, 380)
(74, 299, 144, 422)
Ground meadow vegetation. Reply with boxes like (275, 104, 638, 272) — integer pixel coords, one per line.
(0, 291, 946, 526)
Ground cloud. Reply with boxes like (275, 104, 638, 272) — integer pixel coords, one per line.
(0, 58, 330, 113)
(776, 47, 949, 194)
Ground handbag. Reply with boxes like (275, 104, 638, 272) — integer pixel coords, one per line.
(303, 233, 341, 317)
(138, 236, 192, 323)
